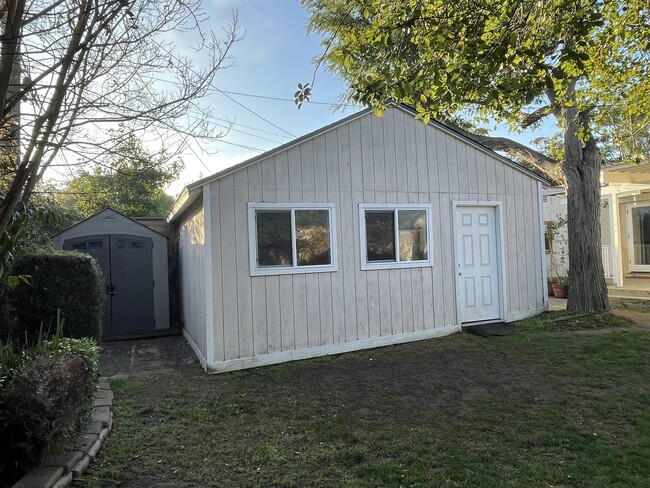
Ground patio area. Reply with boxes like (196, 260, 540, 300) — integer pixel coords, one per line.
(548, 277, 650, 311)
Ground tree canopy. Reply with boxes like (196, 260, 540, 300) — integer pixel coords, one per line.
(61, 133, 182, 219)
(0, 0, 238, 275)
(303, 1, 649, 173)
(302, 0, 650, 311)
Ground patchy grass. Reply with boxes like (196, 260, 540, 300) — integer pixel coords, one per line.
(82, 314, 650, 488)
(517, 310, 633, 330)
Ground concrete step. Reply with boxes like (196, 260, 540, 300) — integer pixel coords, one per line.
(607, 287, 650, 298)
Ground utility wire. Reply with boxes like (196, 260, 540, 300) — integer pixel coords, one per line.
(217, 89, 297, 138)
(215, 138, 266, 153)
(219, 89, 361, 108)
(210, 116, 292, 139)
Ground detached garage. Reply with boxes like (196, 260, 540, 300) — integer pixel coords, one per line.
(169, 104, 549, 373)
(52, 208, 170, 339)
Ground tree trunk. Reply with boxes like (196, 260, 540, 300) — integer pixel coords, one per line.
(562, 107, 609, 312)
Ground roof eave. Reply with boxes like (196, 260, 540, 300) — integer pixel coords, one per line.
(167, 186, 202, 223)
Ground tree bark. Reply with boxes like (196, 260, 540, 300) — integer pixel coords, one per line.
(561, 104, 609, 311)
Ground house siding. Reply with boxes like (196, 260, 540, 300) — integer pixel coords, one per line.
(178, 202, 207, 360)
(203, 107, 544, 369)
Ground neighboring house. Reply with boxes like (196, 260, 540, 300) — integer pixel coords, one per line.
(52, 208, 171, 339)
(168, 104, 549, 373)
(544, 161, 650, 287)
(543, 187, 569, 283)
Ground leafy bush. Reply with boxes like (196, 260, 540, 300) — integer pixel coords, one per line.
(0, 321, 100, 487)
(5, 249, 104, 341)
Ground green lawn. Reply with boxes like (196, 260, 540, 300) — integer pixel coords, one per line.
(82, 312, 650, 487)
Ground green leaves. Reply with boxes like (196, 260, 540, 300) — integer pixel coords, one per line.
(61, 130, 183, 218)
(294, 82, 312, 109)
(303, 0, 650, 138)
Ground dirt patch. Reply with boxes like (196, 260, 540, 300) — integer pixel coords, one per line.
(85, 325, 650, 488)
(99, 335, 201, 378)
(98, 333, 556, 446)
(610, 308, 650, 329)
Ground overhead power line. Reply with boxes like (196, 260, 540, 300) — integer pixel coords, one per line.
(217, 89, 297, 139)
(219, 89, 361, 108)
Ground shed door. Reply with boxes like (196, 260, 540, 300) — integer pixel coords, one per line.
(64, 234, 155, 336)
(109, 236, 155, 334)
(455, 206, 502, 323)
(67, 236, 112, 332)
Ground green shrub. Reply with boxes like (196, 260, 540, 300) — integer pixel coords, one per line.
(0, 323, 100, 487)
(5, 249, 104, 341)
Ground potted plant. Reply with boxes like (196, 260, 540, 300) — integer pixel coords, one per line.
(551, 275, 569, 298)
(545, 216, 569, 299)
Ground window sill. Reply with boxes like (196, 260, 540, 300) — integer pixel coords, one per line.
(250, 265, 338, 277)
(361, 261, 433, 271)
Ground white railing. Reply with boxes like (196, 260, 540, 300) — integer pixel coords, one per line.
(602, 245, 613, 278)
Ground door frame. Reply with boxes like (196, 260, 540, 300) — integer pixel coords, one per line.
(626, 203, 650, 272)
(452, 201, 507, 325)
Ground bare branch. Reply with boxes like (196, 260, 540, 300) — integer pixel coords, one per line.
(0, 0, 241, 272)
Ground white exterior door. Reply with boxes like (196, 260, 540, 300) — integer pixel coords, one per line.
(455, 205, 501, 323)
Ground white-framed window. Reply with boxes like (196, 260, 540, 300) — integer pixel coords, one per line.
(248, 202, 338, 276)
(359, 203, 433, 270)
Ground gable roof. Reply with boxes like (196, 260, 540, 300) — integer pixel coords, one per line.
(51, 207, 167, 240)
(168, 104, 550, 222)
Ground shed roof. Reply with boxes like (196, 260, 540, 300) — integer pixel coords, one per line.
(168, 104, 550, 222)
(52, 207, 167, 240)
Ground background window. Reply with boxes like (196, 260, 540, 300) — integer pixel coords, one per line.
(398, 209, 428, 261)
(256, 210, 292, 267)
(360, 204, 432, 270)
(249, 203, 337, 276)
(366, 210, 395, 262)
(296, 210, 331, 266)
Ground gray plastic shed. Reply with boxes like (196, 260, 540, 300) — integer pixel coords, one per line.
(51, 208, 170, 339)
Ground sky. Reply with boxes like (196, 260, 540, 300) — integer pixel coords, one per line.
(48, 0, 558, 196)
(166, 0, 364, 194)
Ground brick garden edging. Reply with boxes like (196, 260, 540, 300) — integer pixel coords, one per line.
(13, 377, 114, 488)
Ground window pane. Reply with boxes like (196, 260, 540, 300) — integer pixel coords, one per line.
(296, 210, 331, 266)
(365, 210, 395, 262)
(632, 207, 650, 265)
(256, 210, 292, 266)
(398, 210, 428, 261)
(73, 243, 87, 251)
(131, 241, 145, 249)
(88, 241, 102, 250)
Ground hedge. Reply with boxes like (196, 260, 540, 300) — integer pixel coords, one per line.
(0, 333, 100, 487)
(6, 249, 105, 341)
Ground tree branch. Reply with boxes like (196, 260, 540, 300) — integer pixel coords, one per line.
(518, 106, 552, 128)
(438, 119, 564, 183)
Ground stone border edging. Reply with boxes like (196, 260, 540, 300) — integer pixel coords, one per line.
(13, 377, 114, 488)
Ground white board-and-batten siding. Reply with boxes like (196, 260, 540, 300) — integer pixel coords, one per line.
(178, 202, 208, 366)
(183, 107, 545, 372)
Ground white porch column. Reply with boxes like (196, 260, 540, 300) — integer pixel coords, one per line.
(538, 182, 549, 309)
(609, 194, 624, 287)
